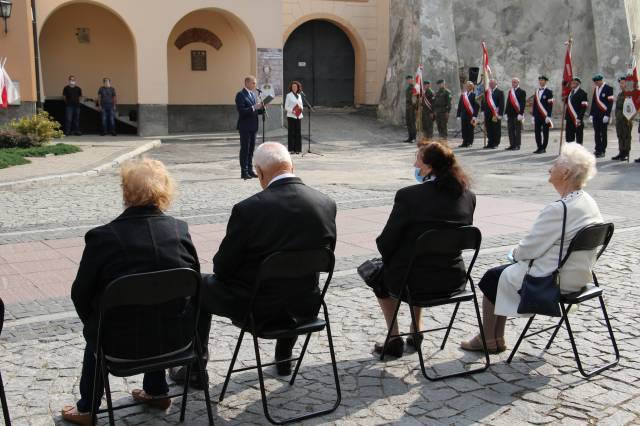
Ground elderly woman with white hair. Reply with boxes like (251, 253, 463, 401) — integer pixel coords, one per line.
(461, 143, 602, 353)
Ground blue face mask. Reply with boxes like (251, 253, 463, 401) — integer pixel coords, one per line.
(414, 167, 424, 183)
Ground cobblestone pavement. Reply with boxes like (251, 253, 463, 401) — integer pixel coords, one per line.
(1, 112, 640, 425)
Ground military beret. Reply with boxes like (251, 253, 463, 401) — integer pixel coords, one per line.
(618, 75, 628, 82)
(592, 74, 604, 81)
(436, 79, 445, 84)
(538, 75, 549, 81)
(406, 75, 413, 79)
(572, 77, 582, 84)
(423, 80, 431, 84)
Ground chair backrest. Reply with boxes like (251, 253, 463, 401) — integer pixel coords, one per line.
(97, 268, 201, 360)
(560, 222, 614, 267)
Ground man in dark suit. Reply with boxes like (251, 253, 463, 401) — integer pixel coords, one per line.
(565, 77, 589, 145)
(589, 74, 614, 157)
(505, 77, 526, 150)
(532, 75, 554, 154)
(456, 81, 479, 148)
(201, 142, 337, 375)
(236, 75, 264, 179)
(483, 78, 505, 149)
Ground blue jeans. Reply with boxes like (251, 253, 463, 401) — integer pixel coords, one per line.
(101, 106, 116, 134)
(77, 340, 168, 412)
(65, 105, 81, 135)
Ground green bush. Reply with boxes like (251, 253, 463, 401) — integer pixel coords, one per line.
(0, 129, 35, 148)
(0, 143, 81, 169)
(7, 110, 64, 146)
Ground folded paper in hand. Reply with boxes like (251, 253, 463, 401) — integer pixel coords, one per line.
(293, 104, 302, 118)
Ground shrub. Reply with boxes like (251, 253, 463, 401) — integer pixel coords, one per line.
(0, 129, 35, 148)
(7, 110, 64, 146)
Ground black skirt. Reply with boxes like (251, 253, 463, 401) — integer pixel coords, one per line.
(478, 264, 511, 304)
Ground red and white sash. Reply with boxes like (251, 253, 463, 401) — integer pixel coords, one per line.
(535, 88, 549, 119)
(567, 92, 578, 126)
(422, 92, 432, 110)
(485, 89, 498, 117)
(508, 88, 521, 114)
(593, 86, 608, 112)
(461, 93, 474, 116)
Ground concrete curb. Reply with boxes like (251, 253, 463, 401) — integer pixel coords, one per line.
(0, 140, 162, 191)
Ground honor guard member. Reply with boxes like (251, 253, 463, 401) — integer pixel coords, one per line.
(532, 75, 554, 154)
(565, 77, 589, 145)
(505, 77, 526, 150)
(589, 74, 614, 158)
(434, 79, 452, 139)
(483, 78, 505, 149)
(404, 75, 417, 143)
(456, 81, 479, 147)
(613, 76, 632, 161)
(421, 80, 435, 139)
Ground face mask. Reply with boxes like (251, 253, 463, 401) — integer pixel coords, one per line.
(69, 81, 76, 86)
(104, 81, 111, 87)
(414, 167, 424, 183)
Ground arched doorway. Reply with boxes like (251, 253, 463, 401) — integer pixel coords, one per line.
(39, 2, 138, 134)
(284, 20, 355, 107)
(167, 9, 256, 133)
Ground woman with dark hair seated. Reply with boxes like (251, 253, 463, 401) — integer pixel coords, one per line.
(368, 141, 476, 357)
(61, 159, 205, 425)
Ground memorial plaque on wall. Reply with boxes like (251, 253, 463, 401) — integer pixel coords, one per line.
(257, 48, 283, 98)
(191, 50, 207, 71)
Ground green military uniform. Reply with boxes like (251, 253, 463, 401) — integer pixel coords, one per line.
(615, 91, 632, 159)
(421, 88, 435, 139)
(405, 85, 417, 141)
(433, 86, 452, 138)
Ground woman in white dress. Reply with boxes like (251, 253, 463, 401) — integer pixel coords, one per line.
(285, 81, 304, 154)
(461, 143, 602, 353)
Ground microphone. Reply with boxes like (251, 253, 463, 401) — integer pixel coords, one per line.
(256, 88, 262, 94)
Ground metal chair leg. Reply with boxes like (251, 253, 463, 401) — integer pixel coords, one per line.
(289, 333, 312, 386)
(100, 355, 115, 426)
(323, 305, 342, 413)
(195, 339, 214, 426)
(380, 299, 402, 361)
(440, 302, 461, 350)
(179, 363, 191, 422)
(219, 329, 245, 402)
(251, 334, 278, 425)
(507, 315, 536, 364)
(90, 352, 101, 426)
(408, 303, 428, 379)
(0, 370, 10, 426)
(545, 315, 566, 350)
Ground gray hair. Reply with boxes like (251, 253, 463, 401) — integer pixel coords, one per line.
(512, 77, 520, 83)
(557, 143, 597, 188)
(254, 142, 292, 169)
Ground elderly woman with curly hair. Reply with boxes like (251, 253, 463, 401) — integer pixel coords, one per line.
(62, 158, 205, 425)
(461, 143, 602, 353)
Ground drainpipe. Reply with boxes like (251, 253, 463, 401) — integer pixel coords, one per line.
(31, 0, 42, 109)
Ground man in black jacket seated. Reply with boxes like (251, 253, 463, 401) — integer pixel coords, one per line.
(198, 142, 337, 376)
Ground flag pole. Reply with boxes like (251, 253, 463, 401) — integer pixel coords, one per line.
(559, 36, 572, 155)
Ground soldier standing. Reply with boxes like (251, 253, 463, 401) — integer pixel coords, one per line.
(421, 80, 435, 139)
(565, 77, 589, 145)
(404, 75, 417, 143)
(613, 76, 632, 161)
(589, 74, 614, 158)
(505, 77, 526, 150)
(532, 75, 554, 154)
(434, 79, 452, 139)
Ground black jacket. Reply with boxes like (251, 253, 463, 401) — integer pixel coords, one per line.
(505, 87, 526, 117)
(71, 206, 200, 351)
(566, 88, 589, 122)
(532, 87, 554, 119)
(376, 181, 476, 299)
(235, 88, 264, 133)
(456, 93, 479, 120)
(212, 177, 337, 326)
(482, 88, 505, 118)
(590, 84, 614, 118)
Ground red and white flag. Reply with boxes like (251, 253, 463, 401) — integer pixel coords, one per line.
(481, 42, 498, 118)
(562, 40, 573, 99)
(623, 46, 640, 120)
(412, 64, 423, 96)
(0, 58, 19, 109)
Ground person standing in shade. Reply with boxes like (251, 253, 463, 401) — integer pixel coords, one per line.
(421, 80, 435, 140)
(636, 121, 640, 163)
(63, 75, 82, 136)
(285, 80, 304, 154)
(532, 75, 554, 154)
(505, 77, 526, 151)
(235, 75, 264, 180)
(613, 76, 632, 161)
(97, 77, 117, 136)
(434, 79, 452, 139)
(404, 75, 417, 143)
(565, 77, 589, 145)
(483, 78, 505, 149)
(456, 81, 478, 148)
(589, 74, 614, 158)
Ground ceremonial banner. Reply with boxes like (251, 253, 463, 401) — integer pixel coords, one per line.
(561, 41, 573, 99)
(0, 58, 19, 109)
(623, 39, 640, 120)
(413, 64, 423, 96)
(481, 42, 498, 118)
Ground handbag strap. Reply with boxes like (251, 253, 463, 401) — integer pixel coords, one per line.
(527, 200, 568, 271)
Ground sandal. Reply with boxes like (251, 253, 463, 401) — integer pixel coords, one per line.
(460, 335, 506, 354)
(373, 337, 404, 358)
(131, 389, 171, 410)
(61, 405, 92, 426)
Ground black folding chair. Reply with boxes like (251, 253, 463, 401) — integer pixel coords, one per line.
(380, 226, 490, 380)
(507, 223, 619, 378)
(218, 248, 341, 425)
(89, 268, 214, 425)
(0, 298, 10, 426)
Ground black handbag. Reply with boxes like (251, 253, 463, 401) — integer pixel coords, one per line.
(357, 258, 384, 288)
(517, 200, 567, 317)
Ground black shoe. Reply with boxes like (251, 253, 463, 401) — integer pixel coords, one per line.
(483, 145, 493, 149)
(100, 133, 106, 136)
(635, 158, 640, 163)
(458, 143, 469, 148)
(373, 337, 404, 358)
(73, 132, 82, 136)
(515, 146, 521, 150)
(406, 334, 423, 351)
(111, 132, 117, 136)
(505, 146, 515, 151)
(275, 337, 296, 376)
(533, 149, 541, 154)
(169, 366, 209, 390)
(241, 173, 251, 180)
(595, 152, 605, 158)
(620, 154, 629, 161)
(612, 153, 622, 160)
(403, 138, 412, 143)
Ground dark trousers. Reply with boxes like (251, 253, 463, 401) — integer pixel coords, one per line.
(534, 117, 550, 149)
(101, 106, 116, 134)
(593, 119, 608, 153)
(406, 110, 417, 140)
(461, 117, 474, 146)
(565, 119, 583, 145)
(485, 118, 501, 147)
(239, 130, 257, 174)
(287, 117, 302, 152)
(76, 340, 168, 412)
(65, 105, 81, 135)
(507, 117, 522, 147)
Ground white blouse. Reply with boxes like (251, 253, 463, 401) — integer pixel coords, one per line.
(285, 92, 304, 119)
